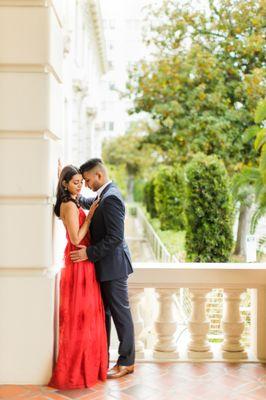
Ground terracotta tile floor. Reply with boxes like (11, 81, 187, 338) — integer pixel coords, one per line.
(1, 363, 266, 400)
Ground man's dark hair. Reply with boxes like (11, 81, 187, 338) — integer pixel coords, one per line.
(79, 158, 104, 174)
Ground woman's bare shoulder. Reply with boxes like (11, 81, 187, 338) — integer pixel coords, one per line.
(60, 200, 79, 218)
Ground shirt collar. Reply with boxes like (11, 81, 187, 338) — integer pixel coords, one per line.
(96, 180, 112, 198)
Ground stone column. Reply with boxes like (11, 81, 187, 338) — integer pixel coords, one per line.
(221, 289, 248, 359)
(0, 1, 63, 384)
(188, 288, 213, 359)
(153, 289, 179, 359)
(129, 288, 145, 359)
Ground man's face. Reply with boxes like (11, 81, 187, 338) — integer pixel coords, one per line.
(83, 170, 102, 192)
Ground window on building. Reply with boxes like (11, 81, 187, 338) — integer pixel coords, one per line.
(109, 122, 114, 131)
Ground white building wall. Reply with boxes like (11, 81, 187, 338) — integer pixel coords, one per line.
(0, 0, 62, 384)
(0, 0, 106, 384)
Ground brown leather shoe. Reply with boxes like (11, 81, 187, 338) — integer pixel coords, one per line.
(107, 364, 134, 379)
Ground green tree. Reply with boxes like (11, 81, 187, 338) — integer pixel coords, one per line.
(185, 154, 234, 262)
(233, 98, 266, 235)
(102, 120, 162, 199)
(154, 165, 185, 230)
(127, 0, 266, 256)
(144, 177, 157, 218)
(127, 0, 266, 171)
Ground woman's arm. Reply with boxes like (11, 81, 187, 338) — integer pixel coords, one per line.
(61, 202, 90, 246)
(61, 200, 99, 246)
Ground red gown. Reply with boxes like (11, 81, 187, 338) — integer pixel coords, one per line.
(49, 207, 108, 389)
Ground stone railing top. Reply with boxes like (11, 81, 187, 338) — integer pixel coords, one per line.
(129, 262, 266, 289)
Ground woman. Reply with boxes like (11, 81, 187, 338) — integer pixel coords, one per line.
(49, 165, 108, 389)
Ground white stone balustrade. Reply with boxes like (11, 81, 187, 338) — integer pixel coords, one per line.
(127, 262, 266, 362)
(188, 288, 213, 359)
(222, 289, 247, 359)
(153, 289, 179, 359)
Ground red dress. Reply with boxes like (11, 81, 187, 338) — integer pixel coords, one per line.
(49, 207, 108, 389)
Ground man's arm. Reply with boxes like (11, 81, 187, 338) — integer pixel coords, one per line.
(78, 195, 96, 210)
(86, 195, 124, 262)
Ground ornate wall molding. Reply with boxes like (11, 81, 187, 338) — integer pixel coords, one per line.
(72, 79, 89, 99)
(88, 0, 108, 73)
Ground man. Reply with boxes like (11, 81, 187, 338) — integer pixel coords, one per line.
(70, 158, 135, 379)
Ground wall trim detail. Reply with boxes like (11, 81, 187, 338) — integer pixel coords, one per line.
(0, 64, 62, 84)
(0, 1, 62, 26)
(0, 196, 55, 204)
(0, 130, 61, 141)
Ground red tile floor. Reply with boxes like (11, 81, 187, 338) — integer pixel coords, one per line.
(1, 363, 266, 400)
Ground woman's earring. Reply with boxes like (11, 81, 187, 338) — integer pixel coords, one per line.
(64, 187, 68, 191)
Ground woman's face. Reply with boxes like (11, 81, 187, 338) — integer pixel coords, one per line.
(65, 173, 83, 196)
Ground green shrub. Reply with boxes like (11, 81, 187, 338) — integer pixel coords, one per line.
(185, 153, 233, 262)
(154, 165, 185, 230)
(144, 177, 157, 218)
(133, 178, 146, 202)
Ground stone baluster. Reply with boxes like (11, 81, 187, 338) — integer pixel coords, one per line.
(250, 287, 266, 361)
(221, 289, 247, 359)
(153, 289, 179, 359)
(188, 288, 213, 359)
(129, 288, 145, 359)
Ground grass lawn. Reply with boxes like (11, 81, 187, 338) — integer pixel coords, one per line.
(149, 217, 186, 257)
(134, 203, 186, 257)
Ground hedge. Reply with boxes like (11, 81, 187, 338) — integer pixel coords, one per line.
(144, 177, 157, 218)
(154, 165, 185, 230)
(185, 153, 233, 262)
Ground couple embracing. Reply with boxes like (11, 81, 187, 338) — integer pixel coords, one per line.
(49, 158, 135, 389)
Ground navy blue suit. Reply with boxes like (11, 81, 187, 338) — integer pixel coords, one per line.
(79, 182, 135, 366)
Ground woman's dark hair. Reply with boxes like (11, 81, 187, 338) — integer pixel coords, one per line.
(54, 165, 81, 217)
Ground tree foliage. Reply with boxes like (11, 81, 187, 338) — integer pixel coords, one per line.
(102, 120, 161, 178)
(185, 153, 234, 261)
(154, 165, 185, 230)
(144, 177, 157, 218)
(233, 98, 266, 232)
(127, 0, 266, 172)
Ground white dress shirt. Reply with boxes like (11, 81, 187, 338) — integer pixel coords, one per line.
(96, 180, 112, 199)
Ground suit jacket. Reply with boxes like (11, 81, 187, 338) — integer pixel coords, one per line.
(79, 182, 133, 282)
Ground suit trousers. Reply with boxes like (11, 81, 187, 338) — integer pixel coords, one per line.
(100, 277, 135, 366)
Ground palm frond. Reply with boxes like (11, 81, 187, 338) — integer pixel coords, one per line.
(255, 98, 266, 124)
(254, 129, 266, 151)
(243, 125, 260, 143)
(259, 145, 266, 184)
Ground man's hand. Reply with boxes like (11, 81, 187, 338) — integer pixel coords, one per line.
(87, 198, 100, 221)
(70, 245, 88, 262)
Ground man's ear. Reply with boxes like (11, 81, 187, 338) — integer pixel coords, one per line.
(96, 171, 102, 180)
